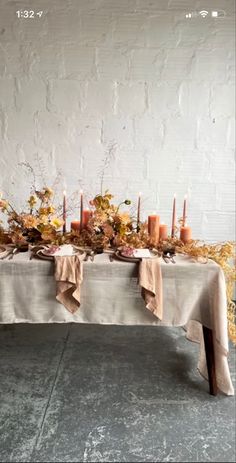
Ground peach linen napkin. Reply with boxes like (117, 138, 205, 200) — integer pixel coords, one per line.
(139, 257, 163, 320)
(54, 255, 84, 313)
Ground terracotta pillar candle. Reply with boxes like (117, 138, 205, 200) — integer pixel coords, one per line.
(71, 220, 80, 232)
(183, 194, 187, 227)
(137, 192, 141, 229)
(159, 223, 168, 240)
(63, 190, 67, 233)
(171, 194, 176, 238)
(180, 225, 192, 243)
(79, 190, 83, 232)
(148, 214, 160, 245)
(82, 209, 92, 228)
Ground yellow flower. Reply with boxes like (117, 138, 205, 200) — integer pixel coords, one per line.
(21, 214, 39, 229)
(40, 225, 57, 242)
(44, 187, 54, 199)
(28, 195, 37, 208)
(47, 205, 55, 215)
(39, 207, 48, 216)
(51, 216, 63, 229)
(119, 212, 131, 225)
(38, 215, 49, 225)
(35, 187, 54, 203)
(0, 199, 9, 211)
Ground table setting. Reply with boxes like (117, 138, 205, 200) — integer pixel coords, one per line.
(0, 183, 235, 396)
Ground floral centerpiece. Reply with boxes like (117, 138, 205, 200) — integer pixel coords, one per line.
(70, 191, 136, 250)
(0, 187, 63, 246)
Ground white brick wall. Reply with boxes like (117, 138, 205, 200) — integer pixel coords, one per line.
(0, 0, 235, 241)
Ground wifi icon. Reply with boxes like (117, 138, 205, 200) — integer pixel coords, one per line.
(199, 10, 209, 17)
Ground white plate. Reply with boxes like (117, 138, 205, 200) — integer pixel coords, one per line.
(36, 248, 86, 261)
(115, 251, 140, 263)
(115, 249, 159, 263)
(42, 244, 77, 257)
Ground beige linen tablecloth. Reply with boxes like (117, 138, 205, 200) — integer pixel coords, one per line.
(0, 252, 234, 395)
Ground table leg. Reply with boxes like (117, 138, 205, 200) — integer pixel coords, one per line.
(202, 326, 218, 396)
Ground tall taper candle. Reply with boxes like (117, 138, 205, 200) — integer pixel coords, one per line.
(137, 192, 141, 230)
(80, 190, 84, 232)
(183, 194, 187, 227)
(63, 190, 67, 233)
(171, 194, 176, 238)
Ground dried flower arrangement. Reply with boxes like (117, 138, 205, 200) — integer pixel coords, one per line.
(0, 187, 64, 245)
(69, 191, 135, 250)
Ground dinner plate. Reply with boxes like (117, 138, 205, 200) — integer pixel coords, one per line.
(0, 245, 7, 257)
(115, 251, 140, 263)
(114, 249, 159, 263)
(41, 245, 78, 257)
(36, 248, 86, 261)
(36, 249, 54, 261)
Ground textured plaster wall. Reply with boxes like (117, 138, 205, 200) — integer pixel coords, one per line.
(0, 0, 235, 240)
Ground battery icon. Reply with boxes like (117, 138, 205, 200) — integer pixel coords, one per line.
(212, 10, 226, 18)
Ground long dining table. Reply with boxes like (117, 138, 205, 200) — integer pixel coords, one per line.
(0, 250, 234, 396)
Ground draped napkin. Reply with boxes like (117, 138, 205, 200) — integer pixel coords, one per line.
(54, 254, 84, 313)
(139, 257, 163, 320)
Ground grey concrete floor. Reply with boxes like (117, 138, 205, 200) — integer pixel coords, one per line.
(0, 324, 235, 463)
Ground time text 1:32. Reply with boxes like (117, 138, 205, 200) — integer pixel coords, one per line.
(16, 11, 44, 19)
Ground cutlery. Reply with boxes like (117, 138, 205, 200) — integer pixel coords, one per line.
(162, 254, 169, 264)
(0, 248, 14, 260)
(166, 252, 176, 264)
(84, 252, 89, 262)
(8, 248, 19, 260)
(162, 246, 176, 264)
